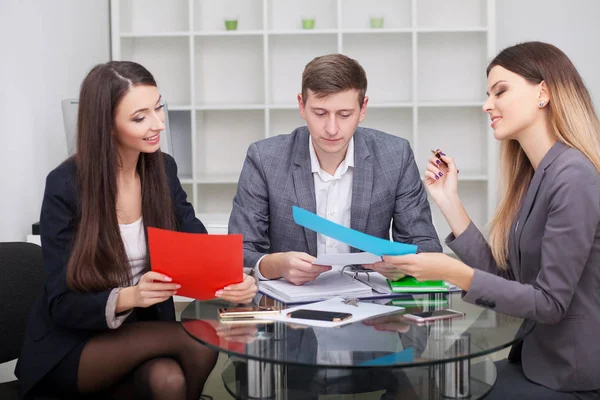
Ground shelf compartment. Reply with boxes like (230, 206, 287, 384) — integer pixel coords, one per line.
(417, 32, 487, 102)
(268, 0, 337, 31)
(270, 110, 305, 137)
(167, 110, 193, 179)
(195, 35, 264, 106)
(362, 108, 413, 145)
(268, 34, 337, 105)
(196, 183, 238, 214)
(194, 0, 263, 32)
(417, 107, 488, 177)
(343, 33, 412, 103)
(416, 0, 487, 29)
(119, 0, 189, 34)
(341, 0, 412, 30)
(195, 110, 264, 179)
(120, 37, 191, 106)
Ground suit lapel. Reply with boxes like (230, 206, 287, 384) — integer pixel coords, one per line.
(350, 131, 373, 249)
(513, 142, 569, 275)
(292, 128, 318, 256)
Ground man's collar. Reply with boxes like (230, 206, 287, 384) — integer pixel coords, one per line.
(308, 136, 354, 176)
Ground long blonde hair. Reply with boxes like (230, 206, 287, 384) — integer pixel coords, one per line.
(488, 42, 600, 269)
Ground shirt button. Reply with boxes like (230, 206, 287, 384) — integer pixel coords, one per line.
(328, 243, 335, 248)
(332, 182, 337, 187)
(328, 212, 335, 217)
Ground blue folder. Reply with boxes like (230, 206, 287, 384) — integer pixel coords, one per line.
(292, 206, 417, 256)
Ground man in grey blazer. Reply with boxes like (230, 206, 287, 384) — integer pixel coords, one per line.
(229, 54, 441, 284)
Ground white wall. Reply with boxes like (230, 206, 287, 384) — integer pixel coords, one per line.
(0, 0, 110, 242)
(496, 0, 600, 111)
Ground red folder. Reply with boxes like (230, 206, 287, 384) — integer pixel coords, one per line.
(147, 227, 244, 300)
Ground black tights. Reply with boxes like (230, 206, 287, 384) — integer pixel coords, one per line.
(77, 321, 218, 400)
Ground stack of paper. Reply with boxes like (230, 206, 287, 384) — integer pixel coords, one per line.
(259, 270, 373, 303)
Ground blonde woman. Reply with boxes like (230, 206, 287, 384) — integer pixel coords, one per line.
(381, 42, 600, 398)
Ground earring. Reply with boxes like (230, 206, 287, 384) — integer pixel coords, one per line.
(539, 101, 545, 107)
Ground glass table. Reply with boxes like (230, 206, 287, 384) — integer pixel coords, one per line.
(181, 293, 531, 399)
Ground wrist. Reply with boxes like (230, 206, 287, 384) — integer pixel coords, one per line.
(439, 198, 471, 237)
(446, 258, 474, 291)
(116, 286, 136, 313)
(438, 195, 463, 216)
(259, 253, 282, 280)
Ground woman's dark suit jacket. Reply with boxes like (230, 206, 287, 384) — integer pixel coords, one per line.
(15, 154, 206, 395)
(447, 142, 600, 391)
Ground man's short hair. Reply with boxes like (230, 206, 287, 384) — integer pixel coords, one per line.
(301, 54, 368, 107)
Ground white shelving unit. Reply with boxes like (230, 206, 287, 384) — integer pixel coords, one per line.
(111, 0, 497, 252)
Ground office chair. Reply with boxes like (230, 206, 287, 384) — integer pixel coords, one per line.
(0, 242, 57, 400)
(61, 99, 174, 157)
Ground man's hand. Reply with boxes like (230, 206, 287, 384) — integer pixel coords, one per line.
(260, 252, 332, 285)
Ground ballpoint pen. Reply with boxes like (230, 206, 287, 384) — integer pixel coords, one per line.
(430, 149, 448, 168)
(430, 149, 459, 173)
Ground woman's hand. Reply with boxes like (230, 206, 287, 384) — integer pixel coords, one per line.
(423, 149, 471, 237)
(424, 150, 460, 210)
(118, 271, 180, 312)
(215, 273, 258, 304)
(382, 253, 474, 290)
(363, 261, 407, 281)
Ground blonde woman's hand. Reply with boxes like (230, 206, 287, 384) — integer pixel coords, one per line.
(215, 273, 258, 304)
(382, 253, 474, 290)
(424, 150, 460, 211)
(363, 261, 407, 281)
(383, 253, 452, 282)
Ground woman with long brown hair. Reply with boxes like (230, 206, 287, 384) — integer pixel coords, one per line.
(16, 61, 258, 399)
(380, 42, 600, 397)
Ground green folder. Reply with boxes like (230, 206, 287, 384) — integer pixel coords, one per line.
(387, 276, 449, 293)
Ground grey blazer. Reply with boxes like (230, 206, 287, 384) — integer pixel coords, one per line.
(447, 142, 600, 391)
(229, 126, 442, 269)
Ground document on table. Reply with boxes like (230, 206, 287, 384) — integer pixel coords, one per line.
(260, 296, 404, 328)
(312, 252, 382, 266)
(259, 270, 373, 303)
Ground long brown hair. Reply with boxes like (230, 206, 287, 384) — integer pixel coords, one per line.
(487, 42, 600, 269)
(67, 61, 176, 292)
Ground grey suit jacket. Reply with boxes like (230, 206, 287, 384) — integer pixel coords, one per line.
(447, 142, 600, 391)
(229, 126, 442, 269)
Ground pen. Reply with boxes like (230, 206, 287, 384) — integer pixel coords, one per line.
(430, 149, 459, 173)
(430, 149, 449, 168)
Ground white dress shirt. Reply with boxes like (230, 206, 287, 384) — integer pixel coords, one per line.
(256, 136, 354, 279)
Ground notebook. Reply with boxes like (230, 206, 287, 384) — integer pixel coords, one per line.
(259, 269, 373, 303)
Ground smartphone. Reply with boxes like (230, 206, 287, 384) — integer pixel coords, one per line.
(286, 309, 353, 322)
(402, 309, 465, 323)
(218, 306, 280, 320)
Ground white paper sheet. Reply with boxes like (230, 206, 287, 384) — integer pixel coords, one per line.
(260, 296, 404, 328)
(312, 252, 382, 266)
